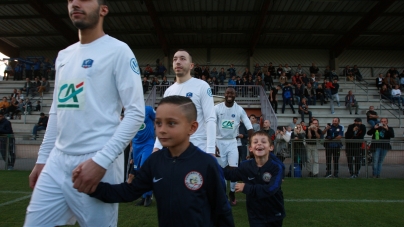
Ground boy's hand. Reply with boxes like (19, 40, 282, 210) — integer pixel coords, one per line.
(235, 183, 245, 193)
(152, 148, 159, 153)
(215, 146, 220, 157)
(127, 173, 134, 184)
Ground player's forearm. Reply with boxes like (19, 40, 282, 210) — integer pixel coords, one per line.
(206, 120, 216, 154)
(37, 112, 57, 164)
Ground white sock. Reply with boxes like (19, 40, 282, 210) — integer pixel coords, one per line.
(230, 181, 236, 192)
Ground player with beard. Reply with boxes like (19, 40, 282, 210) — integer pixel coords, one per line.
(153, 49, 216, 155)
(24, 0, 145, 226)
(215, 87, 253, 205)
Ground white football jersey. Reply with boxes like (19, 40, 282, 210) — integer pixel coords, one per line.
(215, 102, 252, 139)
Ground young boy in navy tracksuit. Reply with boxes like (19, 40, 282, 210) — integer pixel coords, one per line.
(78, 96, 234, 227)
(223, 131, 286, 227)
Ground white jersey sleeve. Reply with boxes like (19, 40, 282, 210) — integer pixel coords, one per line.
(199, 83, 216, 154)
(240, 106, 253, 130)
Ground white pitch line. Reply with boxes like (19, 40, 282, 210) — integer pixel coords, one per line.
(0, 195, 31, 207)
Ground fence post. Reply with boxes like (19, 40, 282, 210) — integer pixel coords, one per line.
(5, 135, 10, 170)
(291, 140, 294, 178)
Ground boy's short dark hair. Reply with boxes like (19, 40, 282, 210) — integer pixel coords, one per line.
(40, 112, 45, 116)
(158, 96, 196, 122)
(249, 131, 274, 145)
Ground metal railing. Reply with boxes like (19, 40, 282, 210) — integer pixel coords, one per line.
(353, 79, 369, 102)
(283, 138, 404, 178)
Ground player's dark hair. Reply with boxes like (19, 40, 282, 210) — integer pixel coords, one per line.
(249, 131, 274, 145)
(176, 49, 192, 62)
(158, 95, 197, 122)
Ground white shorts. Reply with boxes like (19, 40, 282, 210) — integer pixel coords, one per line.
(216, 139, 239, 168)
(24, 148, 124, 227)
(191, 137, 208, 153)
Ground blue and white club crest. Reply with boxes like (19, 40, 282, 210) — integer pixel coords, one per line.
(231, 114, 236, 118)
(186, 92, 193, 98)
(207, 88, 213, 97)
(130, 58, 140, 74)
(82, 59, 94, 68)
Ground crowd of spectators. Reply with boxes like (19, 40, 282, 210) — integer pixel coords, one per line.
(2, 57, 55, 81)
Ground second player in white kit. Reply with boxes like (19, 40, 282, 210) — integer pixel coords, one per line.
(215, 87, 253, 205)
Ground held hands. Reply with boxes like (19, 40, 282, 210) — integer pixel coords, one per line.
(235, 183, 245, 193)
(72, 158, 106, 194)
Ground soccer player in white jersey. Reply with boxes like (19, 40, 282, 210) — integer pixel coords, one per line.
(24, 1, 145, 226)
(153, 49, 216, 155)
(215, 87, 253, 205)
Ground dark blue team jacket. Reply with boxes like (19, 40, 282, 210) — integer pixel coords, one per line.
(90, 143, 234, 227)
(223, 153, 286, 225)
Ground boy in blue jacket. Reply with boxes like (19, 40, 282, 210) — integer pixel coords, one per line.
(224, 131, 286, 227)
(76, 96, 234, 227)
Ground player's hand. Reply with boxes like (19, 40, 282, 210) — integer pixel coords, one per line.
(29, 164, 45, 189)
(235, 183, 245, 193)
(152, 148, 159, 153)
(129, 159, 133, 164)
(72, 159, 106, 194)
(127, 173, 135, 184)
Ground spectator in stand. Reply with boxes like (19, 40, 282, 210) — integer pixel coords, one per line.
(279, 72, 287, 87)
(0, 97, 10, 115)
(383, 73, 392, 89)
(246, 76, 254, 96)
(345, 90, 359, 115)
(200, 75, 207, 82)
(3, 61, 13, 81)
(298, 98, 312, 123)
(34, 100, 41, 111)
(263, 71, 274, 91)
(210, 67, 218, 79)
(242, 77, 248, 97)
(292, 72, 303, 87)
(301, 73, 309, 86)
(295, 64, 304, 75)
(304, 82, 316, 105)
(30, 77, 41, 97)
(14, 62, 23, 81)
(283, 64, 292, 80)
(193, 63, 202, 78)
(249, 114, 260, 132)
(31, 112, 48, 140)
(227, 64, 236, 78)
(391, 84, 404, 108)
(143, 64, 154, 78)
(33, 59, 41, 79)
(142, 76, 150, 94)
(237, 121, 249, 163)
(253, 63, 261, 78)
(310, 74, 318, 89)
(330, 78, 340, 114)
(7, 97, 20, 119)
(37, 77, 50, 97)
(281, 82, 295, 114)
(25, 58, 33, 80)
(235, 76, 244, 96)
(228, 75, 236, 88)
(366, 106, 380, 128)
(289, 117, 298, 130)
(376, 73, 384, 89)
(0, 112, 15, 170)
(218, 68, 226, 85)
(151, 77, 160, 92)
(269, 85, 280, 114)
(276, 64, 283, 79)
(291, 123, 306, 173)
(379, 84, 391, 102)
(345, 118, 366, 178)
(242, 68, 252, 79)
(9, 88, 18, 100)
(254, 75, 265, 96)
(305, 119, 322, 177)
(261, 64, 268, 76)
(294, 83, 304, 105)
(322, 117, 343, 178)
(155, 62, 166, 78)
(391, 73, 399, 88)
(42, 58, 51, 79)
(323, 79, 333, 100)
(268, 62, 276, 76)
(273, 126, 291, 162)
(387, 67, 399, 77)
(211, 76, 219, 95)
(352, 65, 363, 81)
(24, 98, 32, 115)
(160, 76, 170, 96)
(16, 99, 25, 119)
(202, 66, 210, 79)
(21, 78, 33, 97)
(316, 84, 326, 105)
(343, 65, 352, 78)
(260, 120, 275, 141)
(309, 63, 320, 77)
(400, 71, 404, 90)
(367, 118, 394, 178)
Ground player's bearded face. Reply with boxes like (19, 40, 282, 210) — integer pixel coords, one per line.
(69, 4, 100, 30)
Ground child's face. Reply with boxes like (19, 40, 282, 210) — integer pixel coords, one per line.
(155, 103, 198, 149)
(249, 135, 273, 158)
